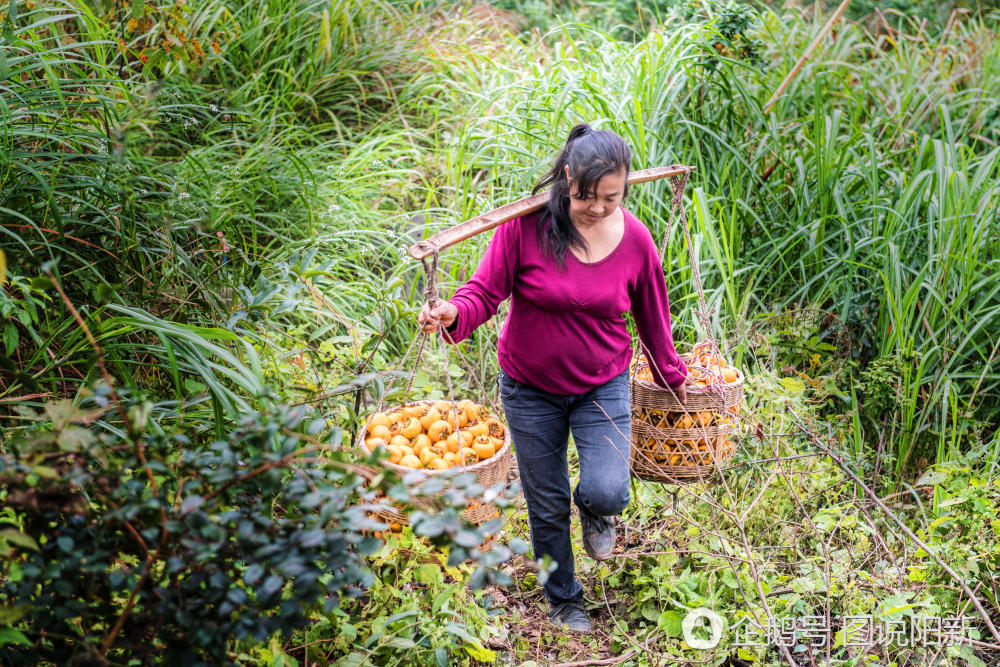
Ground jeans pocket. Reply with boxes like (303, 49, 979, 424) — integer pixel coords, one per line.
(498, 370, 521, 401)
(602, 369, 631, 402)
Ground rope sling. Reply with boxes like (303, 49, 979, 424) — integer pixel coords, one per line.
(355, 249, 513, 529)
(631, 165, 745, 483)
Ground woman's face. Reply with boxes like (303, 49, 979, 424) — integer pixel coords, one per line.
(564, 165, 626, 227)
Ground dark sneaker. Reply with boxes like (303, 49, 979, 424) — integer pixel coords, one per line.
(580, 511, 616, 561)
(548, 600, 592, 632)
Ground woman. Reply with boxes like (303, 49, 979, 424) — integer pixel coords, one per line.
(418, 124, 689, 632)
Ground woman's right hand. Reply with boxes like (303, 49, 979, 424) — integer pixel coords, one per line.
(418, 300, 458, 334)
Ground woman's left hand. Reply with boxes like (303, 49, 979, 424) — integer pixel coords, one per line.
(418, 300, 458, 334)
(674, 376, 691, 405)
(676, 371, 700, 405)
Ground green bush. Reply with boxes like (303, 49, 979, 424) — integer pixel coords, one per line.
(0, 384, 516, 665)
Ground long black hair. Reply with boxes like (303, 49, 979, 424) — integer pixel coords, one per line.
(532, 123, 632, 266)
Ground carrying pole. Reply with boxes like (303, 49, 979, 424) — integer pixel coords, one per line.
(408, 165, 695, 260)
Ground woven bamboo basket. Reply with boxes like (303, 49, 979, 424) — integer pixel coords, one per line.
(630, 361, 745, 482)
(356, 400, 512, 527)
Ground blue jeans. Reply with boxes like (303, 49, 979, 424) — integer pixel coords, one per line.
(499, 368, 632, 604)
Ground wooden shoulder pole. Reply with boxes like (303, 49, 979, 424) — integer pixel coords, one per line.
(408, 165, 695, 260)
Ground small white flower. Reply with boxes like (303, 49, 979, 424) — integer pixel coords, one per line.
(178, 192, 191, 199)
(210, 104, 218, 112)
(328, 204, 341, 212)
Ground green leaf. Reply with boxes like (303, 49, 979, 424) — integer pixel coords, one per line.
(455, 530, 481, 547)
(414, 564, 443, 586)
(640, 601, 660, 622)
(0, 604, 31, 624)
(29, 276, 53, 291)
(916, 470, 948, 486)
(46, 399, 90, 429)
(0, 530, 39, 552)
(32, 465, 58, 479)
(0, 627, 30, 647)
(181, 495, 205, 514)
(432, 587, 452, 614)
(2, 323, 15, 356)
(58, 426, 96, 452)
(737, 647, 758, 662)
(779, 377, 806, 394)
(880, 592, 918, 617)
(790, 576, 816, 594)
(657, 610, 683, 637)
(184, 378, 208, 394)
(951, 644, 987, 667)
(95, 283, 117, 303)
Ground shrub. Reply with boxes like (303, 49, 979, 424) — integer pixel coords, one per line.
(0, 385, 514, 666)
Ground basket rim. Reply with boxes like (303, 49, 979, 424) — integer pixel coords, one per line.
(630, 365, 745, 394)
(356, 399, 512, 478)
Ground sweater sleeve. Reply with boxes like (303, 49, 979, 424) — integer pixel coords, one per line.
(630, 228, 688, 389)
(443, 217, 520, 344)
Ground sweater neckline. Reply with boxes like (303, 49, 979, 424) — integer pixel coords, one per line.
(568, 207, 629, 267)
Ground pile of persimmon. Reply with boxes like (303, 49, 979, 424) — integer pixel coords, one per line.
(632, 341, 740, 388)
(363, 400, 505, 470)
(637, 406, 741, 430)
(633, 405, 741, 465)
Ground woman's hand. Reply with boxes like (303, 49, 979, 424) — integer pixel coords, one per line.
(418, 300, 458, 334)
(674, 381, 688, 405)
(674, 372, 697, 405)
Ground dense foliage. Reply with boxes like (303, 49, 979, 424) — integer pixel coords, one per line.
(2, 0, 999, 664)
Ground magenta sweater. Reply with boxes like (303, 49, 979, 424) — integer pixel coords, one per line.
(446, 207, 688, 395)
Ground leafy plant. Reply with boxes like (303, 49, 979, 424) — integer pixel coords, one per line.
(0, 385, 515, 666)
